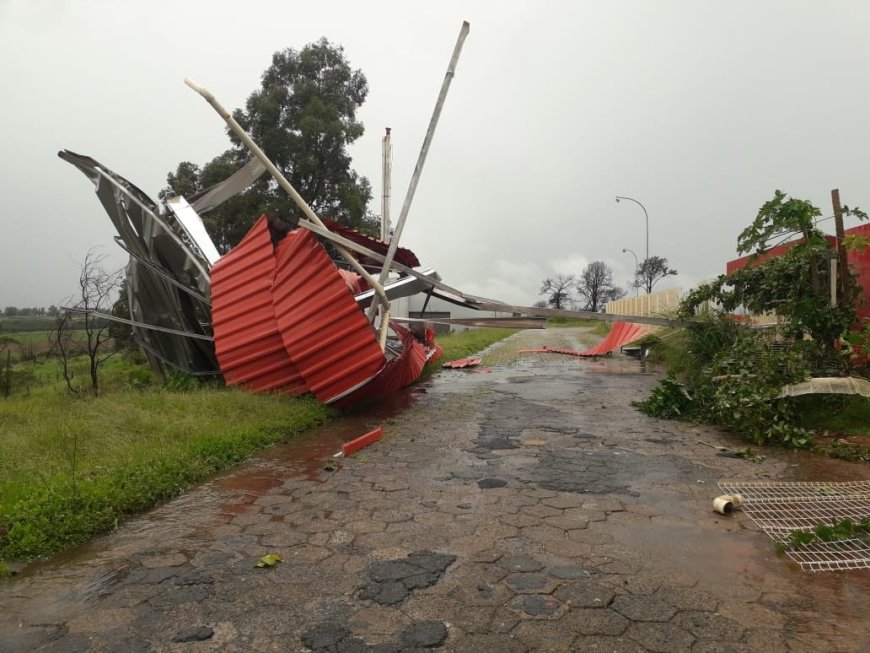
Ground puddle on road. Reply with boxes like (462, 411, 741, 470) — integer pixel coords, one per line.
(608, 503, 870, 642)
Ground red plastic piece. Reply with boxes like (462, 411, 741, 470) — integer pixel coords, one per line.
(341, 427, 384, 457)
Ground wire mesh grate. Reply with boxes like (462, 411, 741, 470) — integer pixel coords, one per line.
(718, 480, 870, 572)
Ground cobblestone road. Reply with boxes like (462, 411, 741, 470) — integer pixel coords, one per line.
(2, 328, 868, 652)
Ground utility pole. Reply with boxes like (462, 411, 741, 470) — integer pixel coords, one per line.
(381, 127, 392, 242)
(831, 188, 849, 301)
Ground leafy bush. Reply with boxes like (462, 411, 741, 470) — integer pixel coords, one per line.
(639, 317, 813, 448)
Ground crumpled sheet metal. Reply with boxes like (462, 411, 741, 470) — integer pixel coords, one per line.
(519, 321, 652, 358)
(778, 377, 870, 398)
(59, 150, 218, 378)
(210, 216, 307, 395)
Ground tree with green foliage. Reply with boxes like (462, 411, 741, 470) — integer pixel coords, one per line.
(639, 190, 870, 450)
(160, 38, 375, 253)
(680, 190, 867, 371)
(634, 256, 677, 294)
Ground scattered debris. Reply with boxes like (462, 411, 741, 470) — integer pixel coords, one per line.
(255, 553, 282, 568)
(442, 357, 481, 369)
(778, 376, 870, 398)
(519, 322, 653, 358)
(699, 441, 764, 463)
(712, 494, 743, 515)
(717, 480, 870, 571)
(334, 427, 384, 458)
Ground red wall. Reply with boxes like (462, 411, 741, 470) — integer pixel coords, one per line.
(725, 225, 870, 320)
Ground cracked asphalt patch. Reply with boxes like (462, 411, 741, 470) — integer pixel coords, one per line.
(1, 328, 868, 652)
(359, 551, 456, 605)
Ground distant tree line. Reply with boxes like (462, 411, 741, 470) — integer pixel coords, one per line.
(539, 256, 678, 311)
(2, 306, 58, 318)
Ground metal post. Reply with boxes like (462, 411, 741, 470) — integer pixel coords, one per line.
(184, 78, 392, 349)
(381, 128, 392, 242)
(615, 196, 649, 262)
(831, 188, 849, 301)
(622, 248, 639, 297)
(368, 20, 470, 321)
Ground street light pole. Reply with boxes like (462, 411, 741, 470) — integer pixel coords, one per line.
(622, 248, 639, 297)
(615, 196, 649, 263)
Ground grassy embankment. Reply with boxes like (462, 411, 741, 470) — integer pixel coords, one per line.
(0, 327, 515, 566)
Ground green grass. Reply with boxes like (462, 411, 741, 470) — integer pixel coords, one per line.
(432, 328, 517, 364)
(0, 327, 516, 562)
(546, 317, 611, 336)
(795, 395, 870, 436)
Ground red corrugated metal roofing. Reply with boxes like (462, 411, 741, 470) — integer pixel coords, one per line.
(322, 218, 421, 268)
(272, 229, 386, 403)
(210, 216, 308, 395)
(333, 323, 433, 407)
(518, 321, 651, 358)
(579, 321, 651, 356)
(443, 357, 481, 368)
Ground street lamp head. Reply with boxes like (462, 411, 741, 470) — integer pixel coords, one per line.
(614, 197, 620, 203)
(621, 248, 627, 253)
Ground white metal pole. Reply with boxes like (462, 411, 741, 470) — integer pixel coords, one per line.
(184, 78, 392, 349)
(381, 127, 392, 242)
(367, 20, 470, 320)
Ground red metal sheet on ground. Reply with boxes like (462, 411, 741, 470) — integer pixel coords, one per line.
(580, 321, 651, 356)
(518, 321, 651, 358)
(210, 216, 308, 395)
(333, 323, 435, 408)
(443, 357, 481, 369)
(272, 229, 386, 403)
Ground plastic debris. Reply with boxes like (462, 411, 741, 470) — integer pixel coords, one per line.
(334, 427, 384, 458)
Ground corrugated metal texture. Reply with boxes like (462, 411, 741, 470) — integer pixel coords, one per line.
(272, 229, 385, 403)
(333, 323, 430, 408)
(211, 216, 308, 394)
(322, 218, 421, 268)
(580, 321, 651, 356)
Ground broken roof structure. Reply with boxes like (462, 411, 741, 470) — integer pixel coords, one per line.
(59, 21, 686, 407)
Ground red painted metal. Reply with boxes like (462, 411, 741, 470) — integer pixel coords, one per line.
(272, 229, 386, 403)
(845, 224, 870, 320)
(322, 218, 421, 268)
(580, 321, 651, 356)
(338, 269, 366, 295)
(333, 323, 437, 407)
(518, 321, 651, 358)
(341, 427, 384, 457)
(725, 225, 870, 321)
(443, 357, 481, 368)
(210, 216, 308, 394)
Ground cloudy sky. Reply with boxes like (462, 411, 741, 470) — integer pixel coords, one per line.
(2, 0, 869, 309)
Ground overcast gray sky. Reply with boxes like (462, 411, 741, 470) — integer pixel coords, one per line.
(2, 0, 869, 309)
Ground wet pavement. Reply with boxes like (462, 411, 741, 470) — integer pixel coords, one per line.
(1, 327, 868, 652)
